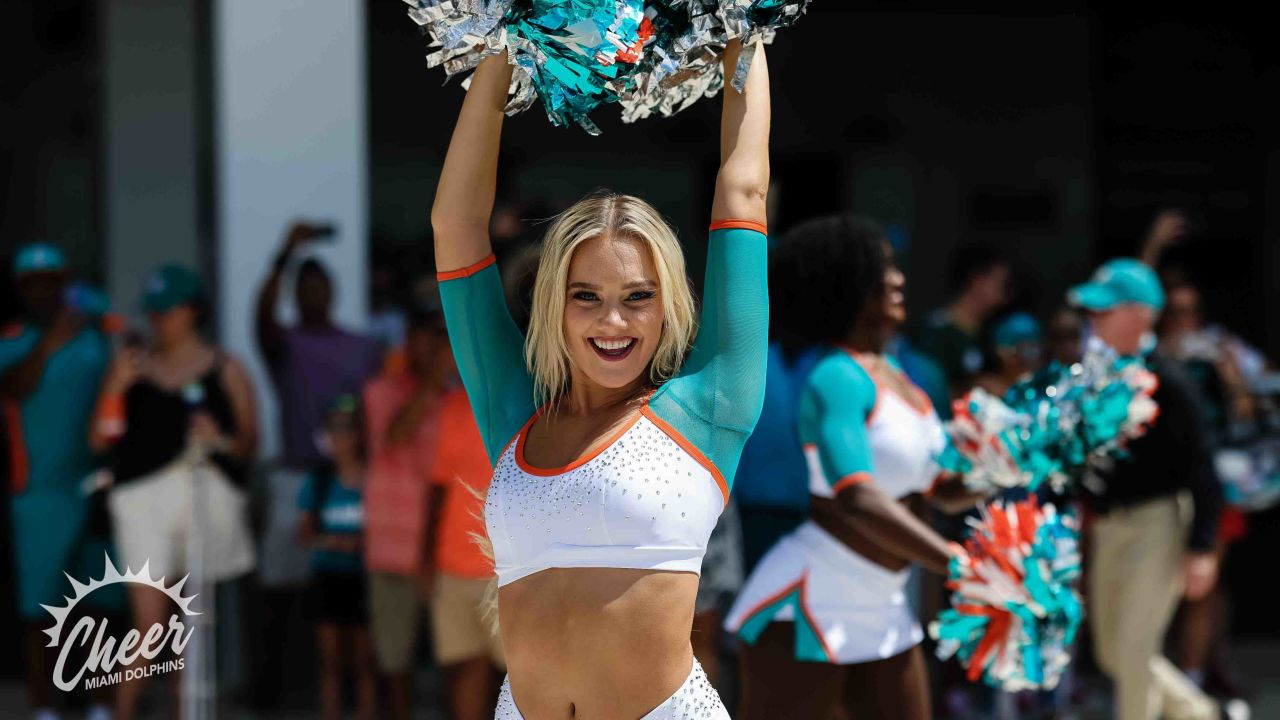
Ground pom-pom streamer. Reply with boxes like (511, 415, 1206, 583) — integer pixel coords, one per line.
(404, 0, 811, 133)
(939, 341, 1159, 494)
(930, 499, 1083, 692)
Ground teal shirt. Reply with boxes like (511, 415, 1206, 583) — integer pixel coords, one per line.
(0, 324, 110, 495)
(1, 322, 111, 618)
(298, 470, 366, 575)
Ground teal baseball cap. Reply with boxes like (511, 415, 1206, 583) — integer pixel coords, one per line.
(1068, 258, 1165, 312)
(12, 243, 67, 278)
(141, 264, 205, 313)
(991, 312, 1042, 349)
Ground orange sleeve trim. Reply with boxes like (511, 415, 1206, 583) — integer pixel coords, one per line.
(437, 254, 496, 281)
(709, 219, 768, 234)
(831, 472, 872, 494)
(640, 406, 730, 505)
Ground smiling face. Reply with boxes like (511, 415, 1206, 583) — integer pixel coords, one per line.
(562, 234, 665, 393)
(880, 241, 907, 328)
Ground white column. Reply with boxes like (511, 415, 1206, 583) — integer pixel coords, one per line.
(214, 0, 369, 459)
(104, 0, 201, 310)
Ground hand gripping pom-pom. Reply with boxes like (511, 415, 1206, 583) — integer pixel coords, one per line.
(929, 498, 1083, 692)
(404, 0, 811, 133)
(938, 340, 1159, 495)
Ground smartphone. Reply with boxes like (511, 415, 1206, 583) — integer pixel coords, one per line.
(309, 222, 338, 242)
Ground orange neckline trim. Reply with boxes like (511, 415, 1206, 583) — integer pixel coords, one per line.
(842, 348, 935, 418)
(515, 404, 645, 477)
(709, 219, 768, 234)
(640, 405, 729, 505)
(511, 395, 729, 506)
(437, 254, 496, 281)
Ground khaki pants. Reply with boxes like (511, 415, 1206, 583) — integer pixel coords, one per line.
(1089, 493, 1217, 720)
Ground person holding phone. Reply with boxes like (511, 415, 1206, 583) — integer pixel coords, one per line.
(89, 263, 259, 719)
(251, 221, 382, 703)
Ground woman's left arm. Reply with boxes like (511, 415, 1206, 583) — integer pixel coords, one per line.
(712, 39, 770, 225)
(220, 355, 260, 461)
(649, 40, 770, 489)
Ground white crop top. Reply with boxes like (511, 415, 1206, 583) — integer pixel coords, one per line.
(485, 403, 728, 587)
(801, 350, 946, 500)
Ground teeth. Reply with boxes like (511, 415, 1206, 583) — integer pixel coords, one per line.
(592, 338, 633, 351)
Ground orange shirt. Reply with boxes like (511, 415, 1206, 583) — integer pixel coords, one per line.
(362, 372, 441, 575)
(429, 388, 495, 579)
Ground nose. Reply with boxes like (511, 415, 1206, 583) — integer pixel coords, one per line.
(598, 301, 628, 331)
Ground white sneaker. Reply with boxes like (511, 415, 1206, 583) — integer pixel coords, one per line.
(1221, 698, 1251, 720)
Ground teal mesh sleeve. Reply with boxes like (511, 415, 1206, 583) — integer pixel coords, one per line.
(437, 255, 537, 464)
(649, 222, 769, 491)
(798, 351, 878, 489)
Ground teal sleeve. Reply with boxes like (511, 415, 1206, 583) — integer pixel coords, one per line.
(0, 327, 38, 374)
(799, 353, 877, 490)
(297, 473, 318, 512)
(649, 223, 769, 490)
(437, 256, 537, 464)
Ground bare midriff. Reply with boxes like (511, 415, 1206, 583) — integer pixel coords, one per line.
(810, 494, 912, 573)
(498, 567, 698, 719)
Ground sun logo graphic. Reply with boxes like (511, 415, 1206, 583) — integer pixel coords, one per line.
(42, 553, 200, 692)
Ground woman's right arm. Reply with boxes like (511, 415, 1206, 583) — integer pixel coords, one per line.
(88, 347, 143, 453)
(809, 359, 956, 575)
(431, 52, 513, 270)
(431, 53, 535, 463)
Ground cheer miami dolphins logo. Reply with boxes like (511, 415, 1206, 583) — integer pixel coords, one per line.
(42, 554, 200, 692)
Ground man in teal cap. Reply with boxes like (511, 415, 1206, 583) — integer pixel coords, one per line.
(1, 243, 114, 719)
(1071, 259, 1245, 720)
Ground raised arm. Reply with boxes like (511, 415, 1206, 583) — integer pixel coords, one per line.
(711, 40, 770, 225)
(649, 40, 770, 490)
(430, 52, 514, 271)
(431, 53, 535, 462)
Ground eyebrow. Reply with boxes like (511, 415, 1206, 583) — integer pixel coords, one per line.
(568, 280, 657, 291)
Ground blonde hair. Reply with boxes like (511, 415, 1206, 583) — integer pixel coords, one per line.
(524, 192, 697, 405)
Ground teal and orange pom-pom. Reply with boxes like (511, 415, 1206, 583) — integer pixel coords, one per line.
(405, 0, 811, 133)
(930, 498, 1083, 692)
(939, 341, 1159, 494)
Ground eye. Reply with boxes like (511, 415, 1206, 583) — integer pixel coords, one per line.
(571, 290, 599, 302)
(626, 290, 656, 302)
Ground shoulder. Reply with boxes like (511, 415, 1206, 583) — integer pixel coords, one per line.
(805, 350, 876, 403)
(218, 353, 254, 387)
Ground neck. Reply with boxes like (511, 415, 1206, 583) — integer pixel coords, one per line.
(156, 333, 203, 358)
(334, 456, 363, 478)
(949, 295, 985, 334)
(299, 312, 332, 330)
(561, 372, 651, 416)
(846, 319, 891, 355)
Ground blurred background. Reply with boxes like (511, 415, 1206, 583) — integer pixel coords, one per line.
(1, 1, 1277, 719)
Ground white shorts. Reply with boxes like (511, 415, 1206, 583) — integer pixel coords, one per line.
(494, 659, 727, 720)
(108, 459, 256, 584)
(724, 520, 922, 665)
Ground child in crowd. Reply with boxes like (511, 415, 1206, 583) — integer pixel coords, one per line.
(298, 394, 376, 720)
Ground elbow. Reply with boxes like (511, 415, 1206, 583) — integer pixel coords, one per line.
(430, 204, 488, 240)
(714, 171, 770, 222)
